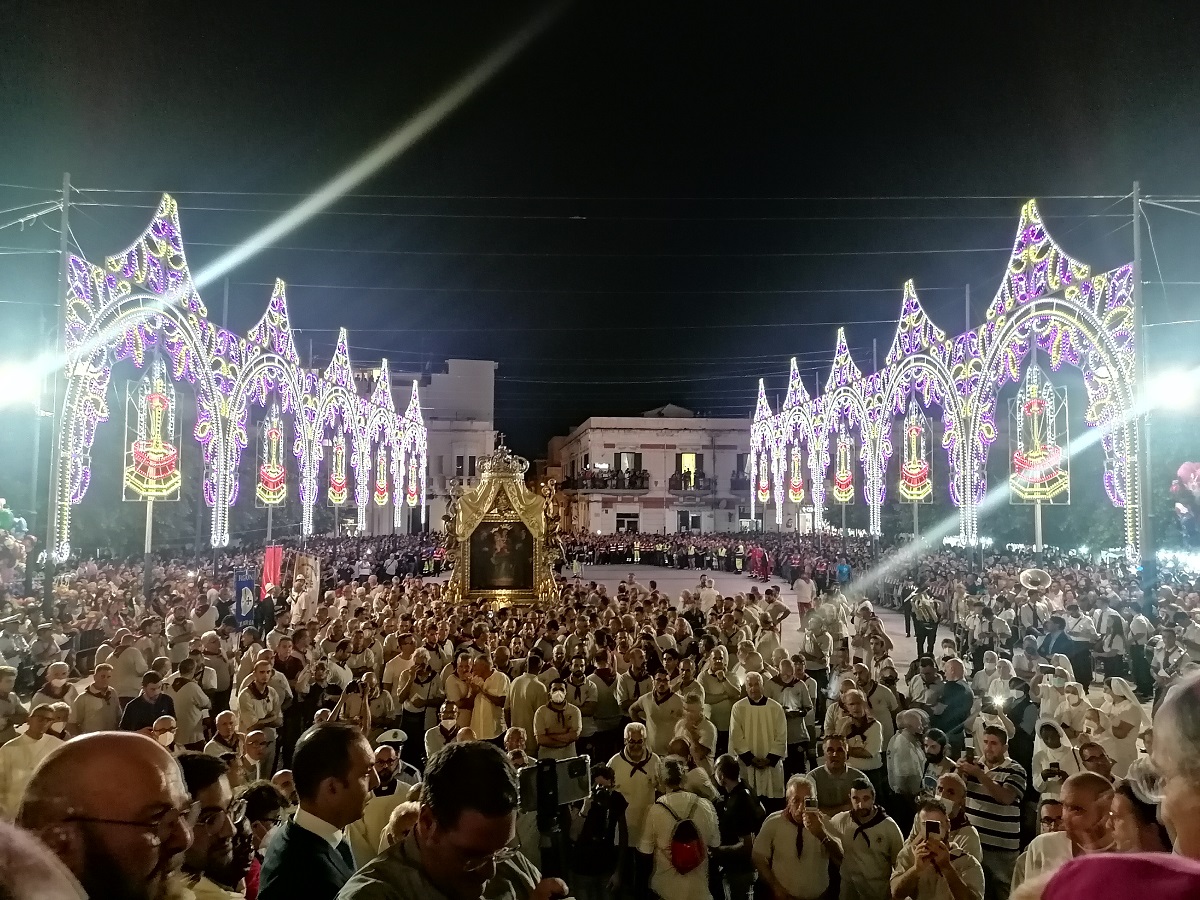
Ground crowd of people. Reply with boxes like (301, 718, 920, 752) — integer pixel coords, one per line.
(0, 527, 1199, 900)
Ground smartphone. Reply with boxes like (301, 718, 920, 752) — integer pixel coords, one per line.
(964, 748, 976, 764)
(925, 820, 942, 838)
(1050, 761, 1061, 773)
(1038, 664, 1056, 675)
(804, 797, 818, 810)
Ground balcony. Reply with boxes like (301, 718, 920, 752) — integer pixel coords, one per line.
(668, 474, 716, 496)
(729, 475, 752, 496)
(560, 470, 650, 494)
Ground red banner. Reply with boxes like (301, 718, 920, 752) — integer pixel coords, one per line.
(262, 544, 283, 598)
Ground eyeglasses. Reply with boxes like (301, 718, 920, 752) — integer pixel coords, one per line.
(461, 846, 519, 873)
(197, 798, 247, 829)
(66, 801, 201, 845)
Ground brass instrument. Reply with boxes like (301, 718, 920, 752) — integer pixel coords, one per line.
(1019, 568, 1052, 592)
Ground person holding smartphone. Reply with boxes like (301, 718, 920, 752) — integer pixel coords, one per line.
(890, 800, 985, 900)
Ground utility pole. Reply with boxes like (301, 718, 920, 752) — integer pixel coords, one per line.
(43, 173, 70, 618)
(1132, 181, 1156, 600)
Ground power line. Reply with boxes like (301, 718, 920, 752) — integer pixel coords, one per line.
(70, 186, 1129, 202)
(241, 281, 961, 296)
(187, 239, 1013, 260)
(292, 318, 906, 333)
(72, 200, 1130, 224)
(1140, 203, 1170, 307)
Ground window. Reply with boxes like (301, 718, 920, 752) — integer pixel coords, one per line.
(736, 453, 749, 475)
(468, 456, 477, 477)
(615, 513, 640, 533)
(583, 453, 590, 469)
(455, 456, 464, 478)
(676, 452, 704, 475)
(615, 452, 642, 471)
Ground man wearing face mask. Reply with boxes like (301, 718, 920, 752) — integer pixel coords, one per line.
(424, 701, 460, 761)
(534, 677, 582, 760)
(31, 661, 77, 709)
(928, 773, 983, 861)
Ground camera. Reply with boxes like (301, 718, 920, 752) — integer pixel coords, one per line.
(518, 755, 591, 815)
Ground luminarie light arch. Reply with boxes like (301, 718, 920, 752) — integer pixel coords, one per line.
(53, 194, 428, 557)
(749, 201, 1141, 558)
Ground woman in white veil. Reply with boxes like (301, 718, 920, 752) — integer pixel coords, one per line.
(1101, 676, 1149, 776)
(1031, 717, 1081, 798)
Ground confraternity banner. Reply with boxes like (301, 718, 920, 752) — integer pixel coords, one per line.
(234, 571, 256, 624)
(261, 544, 283, 598)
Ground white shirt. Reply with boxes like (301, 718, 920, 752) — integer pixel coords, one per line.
(639, 790, 720, 900)
(0, 733, 56, 817)
(469, 670, 510, 741)
(753, 811, 837, 900)
(293, 806, 345, 848)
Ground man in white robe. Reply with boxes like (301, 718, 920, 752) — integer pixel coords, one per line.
(729, 671, 787, 805)
(0, 704, 57, 818)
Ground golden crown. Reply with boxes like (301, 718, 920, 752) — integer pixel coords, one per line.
(479, 438, 529, 479)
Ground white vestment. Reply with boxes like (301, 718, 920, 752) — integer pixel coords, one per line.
(728, 696, 787, 799)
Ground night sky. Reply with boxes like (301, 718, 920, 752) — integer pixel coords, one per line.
(2, 0, 1200, 467)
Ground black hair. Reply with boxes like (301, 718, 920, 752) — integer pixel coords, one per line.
(422, 741, 519, 829)
(925, 728, 949, 747)
(241, 780, 289, 823)
(982, 725, 1009, 745)
(850, 777, 875, 795)
(293, 723, 367, 801)
(177, 751, 230, 800)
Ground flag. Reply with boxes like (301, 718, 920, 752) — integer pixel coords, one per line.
(234, 570, 256, 624)
(295, 552, 320, 591)
(262, 544, 283, 598)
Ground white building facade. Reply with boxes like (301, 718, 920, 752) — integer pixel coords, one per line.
(364, 359, 496, 534)
(547, 406, 757, 535)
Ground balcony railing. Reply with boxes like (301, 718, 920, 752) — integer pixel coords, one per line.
(667, 474, 715, 493)
(729, 476, 752, 494)
(560, 470, 651, 493)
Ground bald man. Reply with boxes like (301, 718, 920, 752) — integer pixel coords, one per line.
(1014, 771, 1113, 885)
(16, 732, 194, 900)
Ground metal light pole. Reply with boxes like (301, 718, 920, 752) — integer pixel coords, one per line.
(43, 173, 70, 618)
(1132, 182, 1156, 599)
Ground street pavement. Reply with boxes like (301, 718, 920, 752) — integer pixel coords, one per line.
(574, 563, 918, 672)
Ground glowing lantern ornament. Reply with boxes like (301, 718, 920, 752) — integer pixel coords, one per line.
(328, 430, 348, 506)
(256, 404, 287, 506)
(123, 356, 182, 500)
(788, 445, 805, 503)
(898, 398, 933, 502)
(831, 422, 855, 504)
(756, 450, 771, 504)
(1009, 365, 1070, 503)
(374, 444, 390, 506)
(406, 455, 420, 507)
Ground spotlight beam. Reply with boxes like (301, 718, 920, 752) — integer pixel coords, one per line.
(62, 0, 569, 374)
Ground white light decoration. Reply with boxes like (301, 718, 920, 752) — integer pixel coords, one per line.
(54, 194, 428, 557)
(750, 203, 1141, 560)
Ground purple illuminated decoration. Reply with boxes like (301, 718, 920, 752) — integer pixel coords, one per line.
(52, 194, 428, 559)
(750, 201, 1142, 559)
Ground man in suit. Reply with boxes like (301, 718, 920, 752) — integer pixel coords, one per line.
(1038, 616, 1073, 659)
(259, 723, 377, 900)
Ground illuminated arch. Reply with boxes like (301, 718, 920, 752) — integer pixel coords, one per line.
(54, 194, 427, 556)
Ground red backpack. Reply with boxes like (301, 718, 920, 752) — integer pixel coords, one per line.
(657, 796, 707, 875)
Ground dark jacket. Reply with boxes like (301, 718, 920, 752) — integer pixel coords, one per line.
(118, 693, 175, 732)
(259, 819, 357, 900)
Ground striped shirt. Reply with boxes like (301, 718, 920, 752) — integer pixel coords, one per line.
(964, 756, 1027, 851)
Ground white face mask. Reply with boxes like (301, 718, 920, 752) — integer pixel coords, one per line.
(984, 664, 996, 674)
(49, 721, 66, 734)
(261, 822, 281, 849)
(50, 677, 68, 688)
(157, 731, 176, 746)
(550, 690, 567, 704)
(1052, 677, 1066, 688)
(441, 717, 456, 730)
